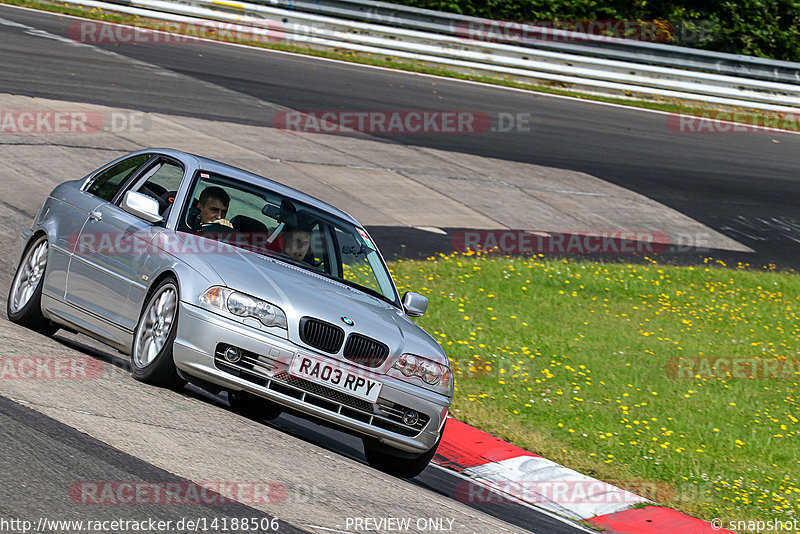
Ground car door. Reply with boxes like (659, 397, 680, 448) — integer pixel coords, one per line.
(42, 188, 105, 302)
(66, 154, 178, 335)
(121, 157, 186, 314)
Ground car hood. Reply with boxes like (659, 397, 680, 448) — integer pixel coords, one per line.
(175, 234, 444, 361)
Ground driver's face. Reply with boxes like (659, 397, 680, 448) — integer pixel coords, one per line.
(197, 197, 228, 224)
(283, 231, 312, 260)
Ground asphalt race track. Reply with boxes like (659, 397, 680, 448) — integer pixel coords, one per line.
(3, 5, 800, 266)
(0, 3, 799, 533)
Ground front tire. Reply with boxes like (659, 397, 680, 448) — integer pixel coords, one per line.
(7, 235, 59, 335)
(362, 426, 444, 479)
(131, 277, 184, 388)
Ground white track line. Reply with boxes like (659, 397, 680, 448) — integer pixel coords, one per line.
(429, 464, 600, 534)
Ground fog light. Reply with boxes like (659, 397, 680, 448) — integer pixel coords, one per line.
(402, 409, 419, 426)
(224, 346, 242, 363)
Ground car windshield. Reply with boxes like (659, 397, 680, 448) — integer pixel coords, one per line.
(180, 171, 400, 306)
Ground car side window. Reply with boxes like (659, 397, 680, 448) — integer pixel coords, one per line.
(131, 160, 185, 215)
(85, 154, 152, 201)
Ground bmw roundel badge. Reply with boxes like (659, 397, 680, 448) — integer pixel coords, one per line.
(341, 316, 354, 326)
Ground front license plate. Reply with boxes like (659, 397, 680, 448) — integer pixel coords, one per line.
(289, 354, 382, 403)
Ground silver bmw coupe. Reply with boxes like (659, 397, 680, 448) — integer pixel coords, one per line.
(8, 148, 452, 478)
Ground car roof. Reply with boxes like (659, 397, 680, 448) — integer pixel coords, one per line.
(148, 148, 361, 226)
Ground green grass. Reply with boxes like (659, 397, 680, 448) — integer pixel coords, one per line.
(390, 253, 800, 527)
(4, 0, 799, 129)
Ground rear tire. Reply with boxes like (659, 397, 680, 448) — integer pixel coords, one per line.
(130, 277, 184, 389)
(228, 390, 282, 421)
(362, 426, 444, 479)
(7, 235, 59, 336)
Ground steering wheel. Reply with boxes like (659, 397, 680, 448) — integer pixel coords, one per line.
(199, 222, 235, 233)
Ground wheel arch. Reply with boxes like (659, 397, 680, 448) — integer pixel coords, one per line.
(140, 270, 180, 317)
(7, 230, 60, 336)
(16, 229, 48, 268)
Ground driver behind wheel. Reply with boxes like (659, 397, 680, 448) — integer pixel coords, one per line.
(191, 186, 232, 230)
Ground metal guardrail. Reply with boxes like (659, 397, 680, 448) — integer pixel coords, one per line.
(262, 0, 800, 85)
(73, 0, 800, 110)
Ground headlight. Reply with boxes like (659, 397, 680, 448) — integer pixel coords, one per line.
(392, 354, 452, 388)
(200, 287, 287, 329)
(421, 360, 442, 384)
(397, 354, 420, 377)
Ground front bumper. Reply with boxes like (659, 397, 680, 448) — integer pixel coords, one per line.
(173, 302, 450, 454)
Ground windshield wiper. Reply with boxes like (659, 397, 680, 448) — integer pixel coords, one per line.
(334, 277, 399, 307)
(261, 252, 319, 271)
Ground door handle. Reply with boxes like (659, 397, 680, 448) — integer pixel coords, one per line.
(88, 210, 102, 222)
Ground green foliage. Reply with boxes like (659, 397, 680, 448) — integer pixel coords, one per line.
(392, 0, 800, 61)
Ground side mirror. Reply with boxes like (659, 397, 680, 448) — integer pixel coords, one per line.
(402, 291, 428, 317)
(122, 190, 163, 224)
